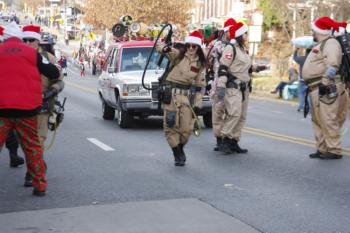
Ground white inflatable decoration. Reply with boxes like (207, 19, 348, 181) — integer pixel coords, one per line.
(291, 36, 315, 48)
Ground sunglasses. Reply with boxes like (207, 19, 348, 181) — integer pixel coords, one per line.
(186, 44, 198, 49)
(23, 38, 37, 43)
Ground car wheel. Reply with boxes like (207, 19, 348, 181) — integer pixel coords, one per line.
(116, 97, 133, 128)
(203, 112, 212, 128)
(102, 101, 115, 120)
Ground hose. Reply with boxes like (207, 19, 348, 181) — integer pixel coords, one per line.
(141, 23, 173, 91)
(189, 106, 202, 137)
(44, 114, 58, 152)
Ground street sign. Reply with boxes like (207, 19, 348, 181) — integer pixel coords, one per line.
(248, 25, 262, 43)
(252, 12, 263, 26)
(88, 32, 95, 41)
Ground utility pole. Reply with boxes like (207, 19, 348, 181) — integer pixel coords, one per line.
(293, 0, 297, 39)
(64, 0, 68, 45)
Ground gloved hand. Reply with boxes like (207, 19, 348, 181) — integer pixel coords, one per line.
(193, 106, 201, 115)
(325, 66, 337, 79)
(257, 65, 268, 72)
(43, 88, 58, 101)
(216, 87, 225, 100)
(162, 45, 172, 53)
(41, 100, 50, 112)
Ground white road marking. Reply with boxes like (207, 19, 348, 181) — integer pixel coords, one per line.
(271, 110, 283, 114)
(87, 138, 115, 151)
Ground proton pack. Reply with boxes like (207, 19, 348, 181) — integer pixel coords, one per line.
(335, 31, 350, 88)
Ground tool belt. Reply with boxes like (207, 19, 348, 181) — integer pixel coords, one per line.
(172, 88, 190, 96)
(226, 75, 250, 101)
(159, 81, 191, 105)
(164, 81, 191, 90)
(304, 79, 344, 118)
(305, 77, 322, 86)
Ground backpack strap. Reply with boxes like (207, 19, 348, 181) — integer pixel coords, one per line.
(319, 37, 333, 54)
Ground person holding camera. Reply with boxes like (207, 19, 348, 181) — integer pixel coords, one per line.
(157, 31, 206, 166)
(302, 16, 348, 160)
(0, 22, 60, 196)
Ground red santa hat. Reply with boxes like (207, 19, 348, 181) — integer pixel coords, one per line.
(334, 21, 347, 36)
(223, 18, 236, 32)
(185, 30, 203, 46)
(229, 22, 248, 43)
(0, 26, 3, 41)
(312, 16, 339, 35)
(22, 25, 41, 41)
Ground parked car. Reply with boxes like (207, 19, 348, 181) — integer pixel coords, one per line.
(98, 40, 212, 128)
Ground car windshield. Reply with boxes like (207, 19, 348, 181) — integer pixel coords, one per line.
(120, 47, 168, 72)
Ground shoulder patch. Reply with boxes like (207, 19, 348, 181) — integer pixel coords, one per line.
(225, 53, 233, 60)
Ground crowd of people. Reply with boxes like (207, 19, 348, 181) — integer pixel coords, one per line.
(157, 15, 348, 166)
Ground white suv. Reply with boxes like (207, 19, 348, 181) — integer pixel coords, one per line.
(98, 40, 212, 128)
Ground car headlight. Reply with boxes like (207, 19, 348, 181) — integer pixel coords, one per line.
(123, 84, 150, 96)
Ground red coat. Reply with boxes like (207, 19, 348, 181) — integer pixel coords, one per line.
(0, 38, 42, 110)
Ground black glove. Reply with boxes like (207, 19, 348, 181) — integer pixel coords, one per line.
(162, 45, 172, 53)
(217, 87, 225, 100)
(257, 65, 268, 72)
(43, 88, 58, 101)
(193, 106, 201, 115)
(41, 100, 50, 112)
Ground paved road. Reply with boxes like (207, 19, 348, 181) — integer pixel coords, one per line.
(0, 62, 350, 233)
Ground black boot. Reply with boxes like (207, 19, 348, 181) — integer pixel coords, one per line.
(221, 138, 234, 154)
(231, 139, 248, 153)
(319, 152, 342, 160)
(32, 188, 46, 197)
(309, 150, 322, 159)
(214, 137, 222, 151)
(9, 153, 24, 168)
(24, 172, 33, 187)
(178, 144, 186, 163)
(172, 146, 184, 166)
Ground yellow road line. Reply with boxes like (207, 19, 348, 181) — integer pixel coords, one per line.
(244, 127, 350, 156)
(65, 81, 97, 94)
(65, 80, 350, 156)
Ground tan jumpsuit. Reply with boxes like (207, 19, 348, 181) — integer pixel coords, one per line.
(157, 44, 206, 148)
(302, 37, 348, 155)
(217, 43, 252, 141)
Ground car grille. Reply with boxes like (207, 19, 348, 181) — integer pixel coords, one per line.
(151, 82, 159, 102)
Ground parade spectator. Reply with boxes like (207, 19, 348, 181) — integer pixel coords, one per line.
(293, 48, 311, 111)
(58, 55, 67, 76)
(79, 56, 85, 77)
(0, 22, 60, 196)
(271, 65, 298, 98)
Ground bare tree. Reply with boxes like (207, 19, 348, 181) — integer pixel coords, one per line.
(84, 0, 194, 30)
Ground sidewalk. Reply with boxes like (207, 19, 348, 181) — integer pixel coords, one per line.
(0, 199, 261, 233)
